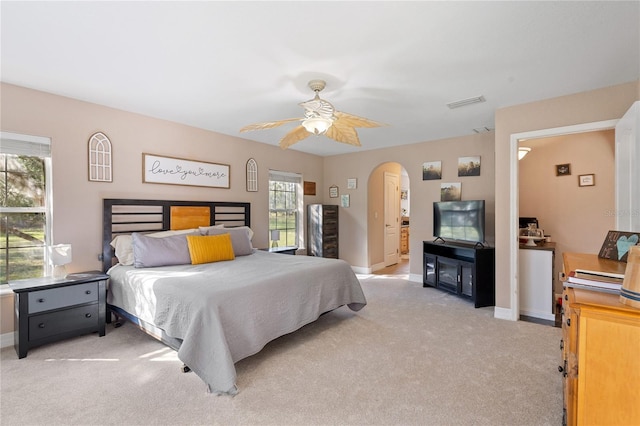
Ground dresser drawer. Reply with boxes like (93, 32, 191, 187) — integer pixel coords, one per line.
(28, 282, 99, 314)
(29, 303, 99, 340)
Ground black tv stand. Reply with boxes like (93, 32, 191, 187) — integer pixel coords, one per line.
(423, 240, 495, 308)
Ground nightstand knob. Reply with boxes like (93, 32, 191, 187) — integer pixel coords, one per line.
(38, 298, 45, 303)
(85, 290, 91, 295)
(85, 313, 92, 318)
(38, 323, 45, 328)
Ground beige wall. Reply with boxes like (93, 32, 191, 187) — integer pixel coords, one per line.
(2, 80, 638, 336)
(0, 83, 325, 334)
(495, 80, 639, 311)
(324, 131, 496, 272)
(519, 130, 616, 295)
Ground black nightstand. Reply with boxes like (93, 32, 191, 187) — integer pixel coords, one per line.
(261, 246, 298, 255)
(8, 272, 108, 358)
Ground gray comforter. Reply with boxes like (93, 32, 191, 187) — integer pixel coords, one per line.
(107, 250, 366, 394)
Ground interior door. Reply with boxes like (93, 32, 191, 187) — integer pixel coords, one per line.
(384, 172, 400, 266)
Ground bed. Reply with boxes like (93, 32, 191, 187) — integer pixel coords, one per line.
(102, 198, 367, 395)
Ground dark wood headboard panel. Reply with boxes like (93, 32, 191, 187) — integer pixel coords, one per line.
(102, 199, 251, 272)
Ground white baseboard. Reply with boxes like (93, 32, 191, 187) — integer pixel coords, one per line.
(519, 309, 556, 322)
(351, 265, 372, 274)
(1, 331, 15, 349)
(494, 306, 516, 321)
(409, 273, 422, 283)
(370, 262, 386, 272)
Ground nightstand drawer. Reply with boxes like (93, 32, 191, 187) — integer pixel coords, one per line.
(29, 303, 99, 340)
(28, 282, 99, 314)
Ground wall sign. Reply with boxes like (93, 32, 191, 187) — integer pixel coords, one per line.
(142, 153, 230, 188)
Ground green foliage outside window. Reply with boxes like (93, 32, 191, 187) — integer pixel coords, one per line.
(1, 154, 47, 283)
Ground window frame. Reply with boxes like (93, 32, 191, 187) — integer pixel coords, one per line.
(268, 170, 303, 249)
(1, 132, 53, 284)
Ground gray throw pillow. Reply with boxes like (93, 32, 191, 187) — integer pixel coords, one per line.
(131, 232, 194, 268)
(202, 227, 254, 256)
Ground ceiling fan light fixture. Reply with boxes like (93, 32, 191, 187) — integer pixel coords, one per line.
(302, 117, 333, 135)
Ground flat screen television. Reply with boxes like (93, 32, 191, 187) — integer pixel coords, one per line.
(433, 200, 485, 244)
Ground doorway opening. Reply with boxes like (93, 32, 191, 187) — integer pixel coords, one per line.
(508, 119, 618, 321)
(368, 162, 410, 277)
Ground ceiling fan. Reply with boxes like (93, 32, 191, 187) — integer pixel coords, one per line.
(240, 79, 386, 149)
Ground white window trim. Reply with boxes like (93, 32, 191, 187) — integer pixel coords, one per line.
(268, 170, 304, 249)
(1, 131, 53, 282)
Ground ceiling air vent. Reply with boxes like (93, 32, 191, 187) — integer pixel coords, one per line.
(473, 127, 492, 133)
(447, 95, 486, 109)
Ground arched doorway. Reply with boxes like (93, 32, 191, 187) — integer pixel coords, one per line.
(367, 162, 410, 275)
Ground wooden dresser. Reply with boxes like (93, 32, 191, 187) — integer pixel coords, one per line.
(561, 252, 640, 426)
(307, 204, 338, 258)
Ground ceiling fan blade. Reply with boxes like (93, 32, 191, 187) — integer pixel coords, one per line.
(325, 124, 361, 147)
(279, 125, 311, 149)
(240, 118, 301, 133)
(333, 111, 387, 128)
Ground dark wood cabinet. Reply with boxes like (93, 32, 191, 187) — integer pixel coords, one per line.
(9, 272, 108, 358)
(423, 241, 495, 308)
(307, 204, 338, 258)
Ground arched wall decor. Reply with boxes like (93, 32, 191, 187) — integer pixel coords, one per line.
(88, 131, 112, 182)
(246, 158, 258, 191)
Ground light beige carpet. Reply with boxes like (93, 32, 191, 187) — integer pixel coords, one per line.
(1, 274, 562, 425)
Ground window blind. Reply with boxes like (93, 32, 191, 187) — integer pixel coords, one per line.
(1, 132, 51, 157)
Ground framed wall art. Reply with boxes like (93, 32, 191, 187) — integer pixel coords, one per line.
(142, 153, 230, 188)
(458, 156, 480, 177)
(88, 132, 112, 182)
(578, 174, 595, 187)
(246, 158, 258, 192)
(329, 185, 339, 198)
(556, 163, 571, 176)
(304, 181, 316, 195)
(422, 161, 442, 180)
(440, 182, 461, 201)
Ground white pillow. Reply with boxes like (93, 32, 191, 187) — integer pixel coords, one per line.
(110, 235, 134, 266)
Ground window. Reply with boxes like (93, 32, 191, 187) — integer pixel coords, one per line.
(268, 170, 303, 248)
(1, 132, 52, 284)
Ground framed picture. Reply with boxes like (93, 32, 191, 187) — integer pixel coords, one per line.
(329, 185, 339, 198)
(458, 156, 481, 177)
(422, 161, 442, 180)
(401, 189, 408, 200)
(304, 181, 316, 195)
(556, 163, 571, 176)
(341, 194, 350, 208)
(440, 182, 461, 201)
(347, 178, 357, 189)
(142, 153, 230, 188)
(578, 174, 595, 187)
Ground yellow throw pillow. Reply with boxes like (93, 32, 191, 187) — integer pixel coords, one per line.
(186, 234, 235, 265)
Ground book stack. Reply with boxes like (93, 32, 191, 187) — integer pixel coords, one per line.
(566, 269, 624, 293)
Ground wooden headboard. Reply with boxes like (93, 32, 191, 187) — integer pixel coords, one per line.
(102, 198, 251, 272)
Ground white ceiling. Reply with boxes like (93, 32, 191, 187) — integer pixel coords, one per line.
(2, 1, 638, 157)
